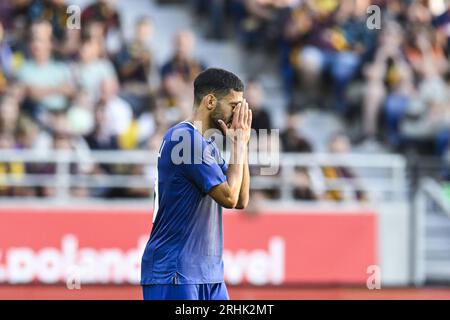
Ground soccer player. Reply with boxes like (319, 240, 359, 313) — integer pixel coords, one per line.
(141, 68, 252, 300)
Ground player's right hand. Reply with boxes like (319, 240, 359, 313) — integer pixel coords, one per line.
(218, 99, 252, 144)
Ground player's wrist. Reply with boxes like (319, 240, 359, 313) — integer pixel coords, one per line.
(230, 141, 247, 165)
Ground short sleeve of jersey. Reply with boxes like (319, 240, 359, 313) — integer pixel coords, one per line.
(183, 129, 227, 194)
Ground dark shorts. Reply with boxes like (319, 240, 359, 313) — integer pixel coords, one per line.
(142, 282, 229, 300)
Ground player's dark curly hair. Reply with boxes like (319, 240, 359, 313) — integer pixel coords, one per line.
(193, 68, 244, 106)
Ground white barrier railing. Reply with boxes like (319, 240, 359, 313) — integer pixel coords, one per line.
(413, 178, 450, 285)
(0, 149, 407, 203)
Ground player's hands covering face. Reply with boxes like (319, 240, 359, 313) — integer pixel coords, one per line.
(218, 99, 252, 145)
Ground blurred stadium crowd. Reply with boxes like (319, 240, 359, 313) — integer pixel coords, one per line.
(0, 0, 449, 200)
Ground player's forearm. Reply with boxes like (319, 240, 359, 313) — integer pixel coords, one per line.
(236, 147, 250, 209)
(225, 140, 246, 206)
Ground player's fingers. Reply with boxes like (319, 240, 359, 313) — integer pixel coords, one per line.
(234, 102, 242, 113)
(243, 101, 250, 126)
(232, 103, 241, 127)
(247, 109, 253, 127)
(239, 99, 247, 125)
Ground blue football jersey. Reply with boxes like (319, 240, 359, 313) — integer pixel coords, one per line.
(141, 121, 228, 285)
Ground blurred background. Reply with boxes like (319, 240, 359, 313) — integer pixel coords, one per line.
(1, 0, 450, 299)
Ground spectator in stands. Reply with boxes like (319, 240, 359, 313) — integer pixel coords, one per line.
(81, 20, 109, 57)
(321, 133, 367, 202)
(330, 0, 374, 114)
(53, 133, 92, 198)
(22, 109, 92, 197)
(116, 16, 154, 87)
(292, 167, 316, 201)
(29, 18, 53, 42)
(190, 0, 228, 39)
(155, 30, 198, 130)
(154, 71, 192, 126)
(383, 57, 415, 148)
(6, 1, 32, 54)
(238, 0, 282, 49)
(400, 68, 450, 153)
(27, 0, 81, 59)
(81, 0, 123, 55)
(134, 95, 157, 149)
(405, 28, 448, 78)
(0, 131, 26, 197)
(30, 110, 90, 154)
(161, 30, 206, 83)
(370, 23, 449, 151)
(0, 132, 16, 150)
(0, 94, 20, 136)
(284, 0, 371, 112)
(115, 16, 156, 112)
(27, 0, 68, 42)
(57, 28, 82, 61)
(360, 21, 405, 142)
(42, 130, 90, 198)
(0, 21, 14, 93)
(84, 102, 119, 151)
(99, 78, 133, 145)
(246, 79, 272, 135)
(17, 20, 75, 126)
(276, 102, 316, 201)
(82, 0, 121, 34)
(433, 4, 450, 56)
(64, 91, 95, 137)
(280, 111, 312, 153)
(0, 1, 14, 31)
(76, 35, 118, 105)
(359, 6, 449, 149)
(15, 116, 41, 150)
(1, 86, 42, 152)
(83, 102, 121, 198)
(282, 0, 340, 103)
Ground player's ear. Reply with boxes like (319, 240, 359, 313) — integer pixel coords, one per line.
(204, 94, 217, 111)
